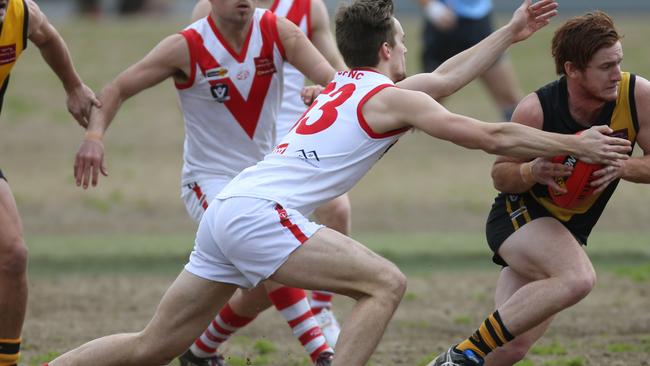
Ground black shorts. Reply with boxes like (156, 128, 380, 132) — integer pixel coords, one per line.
(485, 193, 589, 267)
(421, 13, 494, 71)
(0, 169, 5, 182)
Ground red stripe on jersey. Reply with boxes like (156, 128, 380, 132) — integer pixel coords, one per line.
(269, 0, 280, 13)
(208, 14, 253, 63)
(357, 83, 410, 138)
(176, 30, 198, 90)
(285, 0, 311, 39)
(261, 11, 286, 59)
(274, 204, 308, 243)
(182, 17, 278, 139)
(190, 182, 209, 210)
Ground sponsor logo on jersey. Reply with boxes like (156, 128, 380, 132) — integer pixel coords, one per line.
(210, 83, 230, 103)
(611, 128, 629, 140)
(296, 149, 320, 167)
(236, 69, 251, 80)
(254, 56, 276, 76)
(0, 44, 16, 65)
(205, 67, 228, 80)
(273, 143, 289, 155)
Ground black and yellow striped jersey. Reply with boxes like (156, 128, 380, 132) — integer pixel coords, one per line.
(0, 0, 29, 113)
(527, 72, 638, 226)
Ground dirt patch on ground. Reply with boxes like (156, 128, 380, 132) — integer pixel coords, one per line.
(23, 271, 650, 365)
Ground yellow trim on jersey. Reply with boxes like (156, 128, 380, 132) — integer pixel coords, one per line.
(532, 72, 637, 221)
(0, 0, 27, 86)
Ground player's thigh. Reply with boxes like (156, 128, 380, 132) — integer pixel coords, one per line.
(141, 270, 237, 352)
(271, 227, 406, 300)
(497, 217, 591, 281)
(0, 179, 24, 249)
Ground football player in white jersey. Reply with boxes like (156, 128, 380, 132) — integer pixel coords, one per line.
(187, 1, 347, 361)
(51, 1, 633, 366)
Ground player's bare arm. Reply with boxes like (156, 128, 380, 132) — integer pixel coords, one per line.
(491, 92, 573, 194)
(277, 16, 334, 87)
(591, 75, 650, 191)
(25, 0, 100, 127)
(74, 34, 191, 189)
(398, 0, 557, 100)
(309, 0, 346, 71)
(364, 87, 631, 163)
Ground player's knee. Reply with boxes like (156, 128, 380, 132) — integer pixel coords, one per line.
(0, 235, 27, 277)
(562, 268, 596, 305)
(373, 261, 407, 306)
(315, 198, 351, 234)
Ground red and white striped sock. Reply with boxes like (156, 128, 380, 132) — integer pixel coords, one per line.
(190, 303, 255, 358)
(310, 291, 334, 314)
(268, 286, 332, 362)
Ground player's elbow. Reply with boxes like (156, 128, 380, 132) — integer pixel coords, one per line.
(484, 124, 516, 155)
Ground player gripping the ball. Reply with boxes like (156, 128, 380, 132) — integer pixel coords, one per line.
(428, 11, 650, 366)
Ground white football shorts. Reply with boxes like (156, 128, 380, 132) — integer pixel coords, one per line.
(181, 176, 233, 223)
(185, 196, 323, 288)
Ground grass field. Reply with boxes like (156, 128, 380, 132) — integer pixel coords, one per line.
(0, 11, 649, 366)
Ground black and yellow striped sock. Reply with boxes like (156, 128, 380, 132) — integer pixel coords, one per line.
(455, 311, 514, 358)
(0, 338, 21, 366)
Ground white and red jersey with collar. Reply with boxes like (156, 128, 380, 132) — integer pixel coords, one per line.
(176, 8, 286, 185)
(218, 69, 410, 215)
(269, 0, 313, 142)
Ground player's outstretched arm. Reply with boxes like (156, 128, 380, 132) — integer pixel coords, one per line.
(278, 16, 335, 87)
(365, 88, 631, 163)
(490, 93, 572, 193)
(26, 0, 100, 127)
(398, 0, 557, 100)
(74, 34, 190, 189)
(591, 75, 650, 192)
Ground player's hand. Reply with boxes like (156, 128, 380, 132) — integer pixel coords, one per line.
(74, 135, 108, 189)
(425, 1, 457, 31)
(67, 83, 102, 128)
(590, 163, 624, 194)
(577, 125, 631, 165)
(301, 84, 324, 106)
(508, 0, 558, 43)
(528, 157, 573, 193)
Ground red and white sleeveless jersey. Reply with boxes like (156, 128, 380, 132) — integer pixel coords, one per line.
(218, 69, 410, 214)
(176, 8, 286, 185)
(270, 0, 312, 141)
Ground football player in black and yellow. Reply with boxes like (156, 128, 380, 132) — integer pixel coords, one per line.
(0, 1, 99, 365)
(429, 11, 650, 366)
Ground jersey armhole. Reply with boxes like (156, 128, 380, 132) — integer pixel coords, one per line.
(22, 0, 29, 50)
(357, 84, 410, 139)
(261, 11, 286, 59)
(629, 73, 640, 134)
(175, 29, 199, 90)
